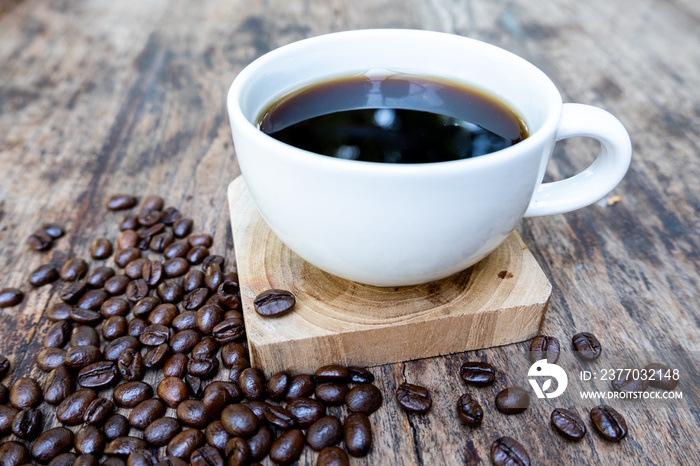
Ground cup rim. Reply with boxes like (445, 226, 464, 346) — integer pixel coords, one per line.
(227, 29, 562, 174)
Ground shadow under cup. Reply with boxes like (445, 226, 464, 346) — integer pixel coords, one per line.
(227, 30, 571, 286)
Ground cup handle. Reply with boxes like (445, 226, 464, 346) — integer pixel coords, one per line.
(524, 103, 632, 217)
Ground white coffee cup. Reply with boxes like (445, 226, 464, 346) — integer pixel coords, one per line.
(227, 29, 631, 286)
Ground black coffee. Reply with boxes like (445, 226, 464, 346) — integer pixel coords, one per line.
(258, 74, 528, 163)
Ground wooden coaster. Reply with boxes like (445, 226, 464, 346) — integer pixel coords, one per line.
(228, 176, 551, 376)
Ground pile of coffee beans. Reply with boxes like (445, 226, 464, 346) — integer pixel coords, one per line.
(0, 194, 384, 465)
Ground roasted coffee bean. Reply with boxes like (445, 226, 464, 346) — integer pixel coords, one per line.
(86, 266, 116, 288)
(239, 367, 266, 401)
(212, 317, 245, 344)
(56, 388, 96, 425)
(203, 383, 238, 419)
(103, 413, 130, 440)
(163, 242, 190, 259)
(12, 407, 43, 439)
(61, 280, 88, 304)
(9, 377, 42, 409)
(186, 246, 209, 265)
(49, 452, 80, 466)
(202, 254, 225, 271)
(346, 383, 383, 414)
(141, 260, 163, 287)
(187, 356, 220, 379)
(344, 412, 373, 457)
(645, 363, 679, 390)
(65, 345, 102, 369)
(185, 374, 204, 398)
(253, 289, 295, 317)
(125, 278, 148, 302)
(314, 365, 349, 383)
(104, 436, 148, 456)
(38, 347, 68, 371)
(158, 377, 189, 408)
(204, 265, 225, 292)
(40, 223, 64, 238)
(47, 302, 73, 321)
(71, 324, 101, 346)
(611, 368, 650, 393)
(126, 450, 157, 466)
(550, 408, 586, 441)
(78, 361, 118, 389)
(246, 425, 274, 461)
(150, 232, 174, 253)
(42, 366, 73, 405)
(138, 207, 162, 227)
(216, 280, 240, 309)
(113, 381, 154, 408)
(267, 371, 291, 400)
(191, 337, 219, 359)
(163, 257, 189, 278)
(140, 194, 164, 211)
(157, 281, 183, 303)
(244, 400, 270, 424)
(220, 341, 247, 368)
(161, 206, 182, 225)
(61, 258, 89, 281)
(132, 296, 160, 317)
(117, 348, 145, 382)
(459, 361, 496, 386)
(29, 263, 60, 287)
(107, 194, 138, 210)
(0, 405, 19, 434)
(166, 428, 206, 459)
(268, 429, 304, 465)
(190, 445, 224, 466)
(163, 353, 188, 378)
(0, 355, 9, 379)
(182, 288, 209, 311)
(590, 405, 628, 441)
(129, 398, 166, 430)
(228, 360, 250, 385)
(118, 229, 139, 250)
(348, 366, 375, 384)
(286, 397, 325, 428)
(114, 248, 141, 269)
(124, 258, 149, 279)
(148, 303, 179, 325)
(181, 270, 204, 293)
(69, 306, 101, 325)
(204, 420, 231, 452)
(264, 405, 295, 431)
(221, 404, 259, 438)
(315, 383, 347, 406)
(90, 238, 113, 259)
(143, 343, 170, 368)
(31, 427, 74, 463)
(490, 436, 530, 466)
(74, 425, 105, 455)
(104, 335, 140, 361)
(456, 393, 483, 427)
(77, 289, 109, 310)
(396, 382, 432, 414)
(168, 311, 194, 332)
(44, 319, 72, 348)
(307, 415, 342, 451)
(27, 230, 53, 251)
(83, 397, 115, 425)
(170, 329, 201, 353)
(0, 441, 31, 465)
(189, 233, 213, 248)
(104, 274, 131, 295)
(172, 218, 193, 238)
(103, 315, 128, 340)
(317, 446, 350, 466)
(285, 374, 315, 400)
(495, 386, 530, 414)
(127, 317, 147, 337)
(144, 416, 182, 447)
(176, 399, 210, 428)
(572, 332, 602, 360)
(140, 324, 171, 346)
(224, 437, 251, 466)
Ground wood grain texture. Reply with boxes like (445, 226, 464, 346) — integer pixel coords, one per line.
(0, 0, 698, 464)
(229, 177, 551, 375)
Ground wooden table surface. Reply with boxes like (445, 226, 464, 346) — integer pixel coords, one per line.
(1, 0, 698, 464)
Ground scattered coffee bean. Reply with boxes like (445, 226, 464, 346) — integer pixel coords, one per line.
(190, 445, 224, 466)
(129, 398, 166, 430)
(36, 346, 67, 371)
(307, 415, 343, 451)
(140, 324, 171, 346)
(266, 371, 291, 400)
(43, 319, 72, 348)
(83, 397, 115, 425)
(12, 407, 43, 439)
(264, 404, 296, 430)
(0, 441, 31, 465)
(212, 317, 245, 344)
(157, 280, 184, 302)
(348, 366, 375, 384)
(286, 396, 325, 428)
(590, 405, 628, 441)
(161, 206, 182, 225)
(106, 194, 138, 210)
(151, 232, 175, 253)
(239, 367, 266, 401)
(170, 328, 201, 354)
(456, 393, 483, 427)
(0, 405, 19, 434)
(253, 289, 296, 317)
(495, 387, 530, 414)
(148, 303, 179, 325)
(217, 280, 240, 308)
(47, 302, 72, 321)
(344, 412, 373, 457)
(103, 436, 148, 456)
(65, 345, 102, 369)
(61, 258, 89, 281)
(186, 246, 210, 265)
(530, 335, 561, 363)
(103, 413, 130, 441)
(158, 377, 189, 408)
(77, 288, 109, 310)
(269, 429, 304, 465)
(225, 436, 252, 465)
(9, 377, 42, 409)
(204, 420, 231, 452)
(221, 404, 259, 438)
(144, 416, 182, 447)
(176, 399, 211, 428)
(78, 361, 118, 389)
(113, 381, 154, 408)
(189, 233, 213, 248)
(345, 383, 383, 415)
(31, 427, 74, 463)
(459, 361, 496, 386)
(71, 325, 101, 346)
(86, 266, 116, 288)
(103, 335, 140, 361)
(490, 436, 530, 466)
(551, 408, 586, 441)
(318, 446, 350, 466)
(247, 425, 274, 461)
(611, 368, 650, 393)
(124, 257, 149, 279)
(74, 425, 106, 455)
(56, 388, 97, 425)
(572, 332, 602, 360)
(166, 428, 206, 460)
(104, 274, 131, 295)
(29, 264, 60, 287)
(27, 230, 53, 251)
(645, 363, 679, 390)
(90, 238, 113, 259)
(43, 365, 73, 405)
(69, 305, 102, 324)
(0, 287, 24, 308)
(316, 382, 347, 406)
(164, 242, 190, 259)
(396, 382, 432, 414)
(143, 342, 171, 368)
(102, 315, 128, 340)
